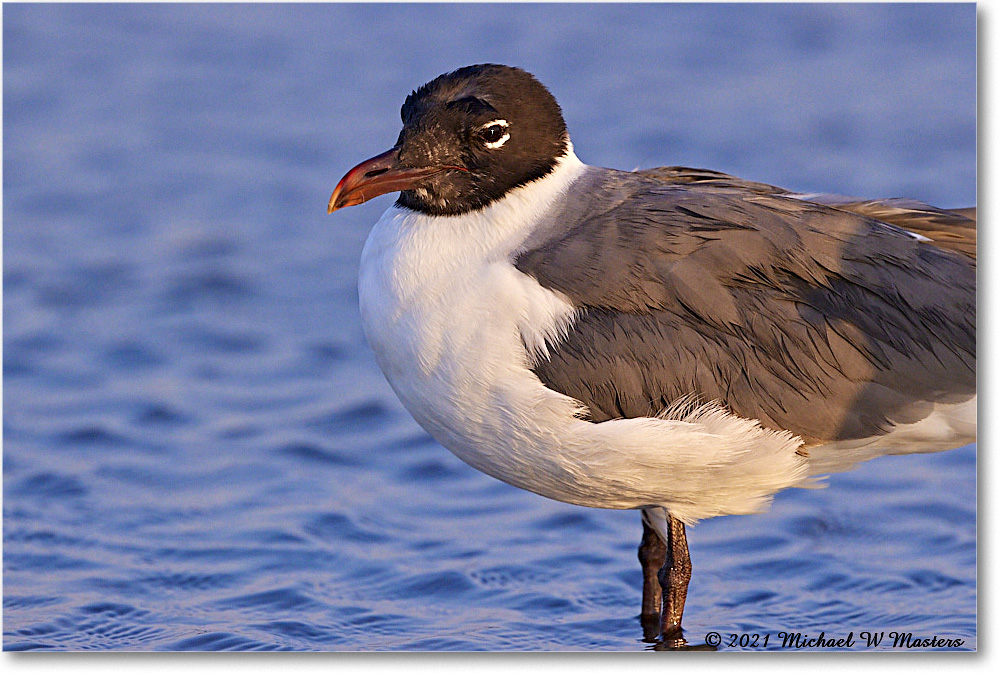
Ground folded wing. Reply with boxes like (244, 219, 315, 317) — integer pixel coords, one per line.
(515, 168, 976, 445)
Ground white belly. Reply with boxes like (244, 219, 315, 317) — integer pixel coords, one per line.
(362, 255, 573, 473)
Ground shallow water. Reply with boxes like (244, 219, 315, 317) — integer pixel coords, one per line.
(3, 4, 976, 651)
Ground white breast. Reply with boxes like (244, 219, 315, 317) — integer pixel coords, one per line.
(356, 151, 811, 524)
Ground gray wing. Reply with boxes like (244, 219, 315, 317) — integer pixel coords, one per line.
(639, 166, 977, 258)
(515, 168, 975, 444)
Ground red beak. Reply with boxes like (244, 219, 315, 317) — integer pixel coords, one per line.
(327, 148, 467, 214)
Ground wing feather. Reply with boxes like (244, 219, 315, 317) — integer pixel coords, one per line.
(515, 169, 975, 444)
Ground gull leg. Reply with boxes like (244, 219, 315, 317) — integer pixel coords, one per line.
(638, 510, 667, 639)
(659, 515, 692, 640)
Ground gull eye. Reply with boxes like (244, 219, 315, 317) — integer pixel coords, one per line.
(483, 125, 504, 143)
(478, 120, 510, 149)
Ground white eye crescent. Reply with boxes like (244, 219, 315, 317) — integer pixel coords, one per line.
(479, 119, 510, 149)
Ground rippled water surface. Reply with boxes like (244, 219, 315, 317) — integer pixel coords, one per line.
(3, 3, 976, 651)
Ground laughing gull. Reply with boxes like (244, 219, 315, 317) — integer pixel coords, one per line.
(327, 64, 976, 643)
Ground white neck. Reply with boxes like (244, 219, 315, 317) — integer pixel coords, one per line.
(370, 146, 588, 266)
(462, 143, 588, 255)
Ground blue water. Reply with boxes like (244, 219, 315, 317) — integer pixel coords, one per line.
(3, 3, 976, 651)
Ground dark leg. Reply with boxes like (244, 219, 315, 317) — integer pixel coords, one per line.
(638, 515, 667, 638)
(658, 515, 692, 640)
